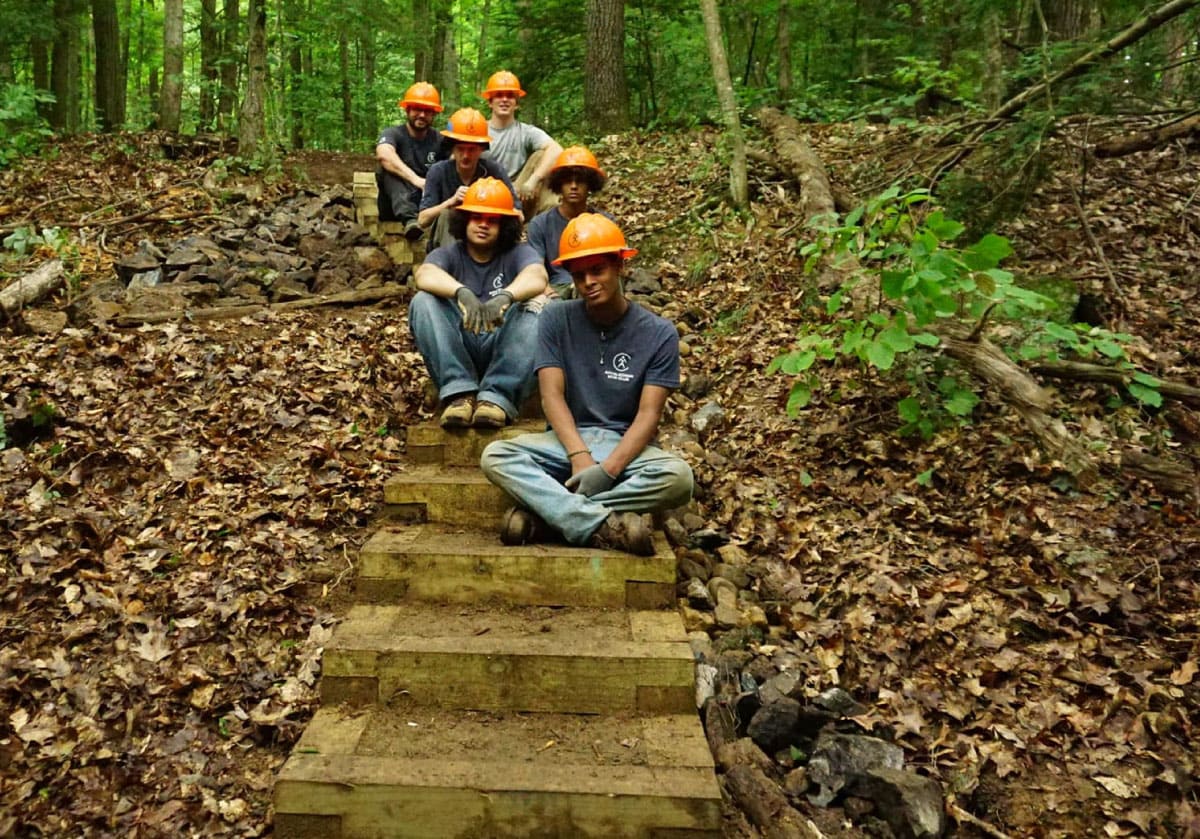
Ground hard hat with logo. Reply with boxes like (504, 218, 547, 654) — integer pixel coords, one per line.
(554, 213, 637, 265)
(399, 82, 443, 112)
(457, 178, 521, 217)
(440, 108, 492, 145)
(481, 70, 526, 99)
(550, 146, 606, 179)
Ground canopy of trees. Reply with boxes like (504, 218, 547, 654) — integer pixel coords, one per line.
(0, 0, 1196, 158)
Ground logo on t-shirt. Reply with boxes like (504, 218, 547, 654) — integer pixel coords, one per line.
(425, 151, 436, 164)
(492, 273, 505, 290)
(606, 352, 634, 383)
(613, 353, 631, 372)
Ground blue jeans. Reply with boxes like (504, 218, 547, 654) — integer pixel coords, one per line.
(409, 291, 539, 419)
(480, 428, 694, 545)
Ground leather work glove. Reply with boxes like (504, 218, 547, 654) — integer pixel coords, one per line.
(454, 287, 486, 333)
(478, 290, 515, 332)
(565, 464, 616, 497)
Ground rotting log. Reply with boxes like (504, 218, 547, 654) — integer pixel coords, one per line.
(757, 108, 836, 225)
(115, 282, 410, 327)
(1032, 360, 1200, 409)
(1121, 451, 1198, 500)
(0, 259, 65, 317)
(1094, 111, 1200, 158)
(938, 327, 1100, 487)
(724, 764, 824, 839)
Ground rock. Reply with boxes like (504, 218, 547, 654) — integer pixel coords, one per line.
(678, 339, 691, 356)
(807, 733, 904, 807)
(795, 707, 839, 744)
(114, 244, 163, 283)
(783, 767, 810, 800)
(677, 550, 710, 581)
(733, 690, 761, 729)
(680, 605, 714, 633)
(815, 687, 867, 717)
(690, 401, 725, 436)
(716, 543, 751, 565)
(269, 277, 310, 302)
(695, 663, 718, 708)
(709, 577, 740, 628)
(681, 372, 712, 400)
(714, 649, 753, 674)
(746, 696, 801, 753)
(312, 266, 350, 294)
(687, 631, 714, 663)
(691, 528, 729, 550)
(849, 769, 945, 838)
(743, 655, 776, 687)
(126, 269, 163, 291)
(843, 795, 875, 820)
(759, 670, 803, 706)
(353, 245, 391, 274)
(712, 562, 750, 589)
(663, 517, 689, 547)
(624, 266, 661, 295)
(164, 245, 212, 270)
(686, 578, 714, 609)
(21, 310, 68, 335)
(682, 512, 705, 532)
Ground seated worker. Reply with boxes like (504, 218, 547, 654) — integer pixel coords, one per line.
(525, 145, 609, 299)
(418, 107, 522, 251)
(480, 214, 693, 556)
(410, 177, 548, 429)
(374, 82, 443, 241)
(480, 70, 562, 215)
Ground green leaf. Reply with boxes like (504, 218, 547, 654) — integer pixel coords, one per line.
(912, 332, 940, 347)
(944, 389, 980, 417)
(867, 337, 896, 370)
(916, 468, 934, 486)
(799, 471, 813, 487)
(1094, 339, 1124, 359)
(781, 350, 817, 375)
(786, 383, 812, 415)
(898, 396, 922, 422)
(963, 234, 1013, 270)
(926, 211, 966, 242)
(1127, 382, 1162, 408)
(881, 269, 909, 299)
(826, 289, 845, 314)
(1044, 322, 1078, 343)
(844, 205, 864, 227)
(1131, 371, 1160, 387)
(880, 325, 915, 353)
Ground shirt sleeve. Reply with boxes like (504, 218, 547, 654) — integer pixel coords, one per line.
(418, 163, 445, 211)
(643, 320, 680, 390)
(523, 123, 553, 153)
(509, 242, 541, 274)
(526, 214, 547, 258)
(424, 242, 456, 275)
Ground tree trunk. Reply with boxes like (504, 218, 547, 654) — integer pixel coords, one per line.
(412, 0, 430, 81)
(699, 0, 747, 208)
(198, 0, 219, 130)
(1032, 359, 1200, 408)
(218, 0, 240, 131)
(584, 0, 630, 133)
(1093, 111, 1200, 157)
(284, 0, 303, 148)
(92, 0, 123, 131)
(981, 5, 1005, 110)
(32, 36, 51, 120)
(475, 0, 491, 94)
(776, 0, 792, 102)
(119, 0, 131, 117)
(159, 0, 183, 131)
(338, 31, 351, 145)
(50, 0, 82, 132)
(237, 0, 267, 155)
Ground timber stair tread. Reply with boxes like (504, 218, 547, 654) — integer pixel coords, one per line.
(406, 420, 544, 466)
(275, 705, 722, 838)
(320, 604, 695, 714)
(383, 465, 512, 527)
(357, 521, 674, 608)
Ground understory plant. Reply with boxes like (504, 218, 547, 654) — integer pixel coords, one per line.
(769, 186, 1159, 436)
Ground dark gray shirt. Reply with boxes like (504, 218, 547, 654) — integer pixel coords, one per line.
(418, 158, 522, 214)
(426, 241, 541, 300)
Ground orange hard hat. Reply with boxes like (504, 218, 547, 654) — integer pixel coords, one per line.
(554, 213, 637, 265)
(440, 108, 492, 144)
(457, 177, 521, 217)
(399, 81, 443, 112)
(550, 145, 606, 179)
(481, 70, 526, 99)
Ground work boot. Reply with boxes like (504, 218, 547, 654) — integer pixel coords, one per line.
(403, 220, 424, 241)
(500, 506, 550, 546)
(472, 401, 508, 428)
(439, 395, 475, 428)
(588, 512, 653, 556)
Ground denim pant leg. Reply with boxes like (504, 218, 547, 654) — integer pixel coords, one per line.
(480, 432, 611, 545)
(408, 291, 479, 401)
(581, 428, 695, 514)
(476, 306, 539, 419)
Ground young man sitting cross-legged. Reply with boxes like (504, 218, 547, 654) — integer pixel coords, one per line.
(480, 214, 692, 556)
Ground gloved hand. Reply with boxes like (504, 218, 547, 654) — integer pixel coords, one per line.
(455, 287, 486, 333)
(565, 464, 616, 497)
(478, 290, 515, 331)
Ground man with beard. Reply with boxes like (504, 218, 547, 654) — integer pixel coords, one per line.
(374, 82, 443, 241)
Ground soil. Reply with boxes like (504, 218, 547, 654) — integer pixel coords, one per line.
(283, 150, 375, 186)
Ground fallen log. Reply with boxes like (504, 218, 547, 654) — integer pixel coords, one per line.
(1121, 451, 1198, 499)
(1032, 360, 1200, 409)
(938, 327, 1100, 487)
(115, 282, 410, 327)
(0, 259, 65, 316)
(724, 764, 824, 839)
(757, 108, 837, 226)
(1093, 112, 1200, 158)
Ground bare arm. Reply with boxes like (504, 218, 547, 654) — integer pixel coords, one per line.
(594, 385, 671, 478)
(413, 262, 462, 298)
(417, 184, 468, 229)
(520, 138, 564, 206)
(505, 262, 548, 302)
(376, 143, 424, 189)
(539, 367, 587, 463)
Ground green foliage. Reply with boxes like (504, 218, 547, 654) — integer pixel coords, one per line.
(0, 413, 7, 449)
(769, 186, 1048, 436)
(1016, 322, 1162, 408)
(3, 226, 69, 260)
(0, 84, 54, 169)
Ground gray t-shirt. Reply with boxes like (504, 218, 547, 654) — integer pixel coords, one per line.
(426, 241, 541, 300)
(536, 300, 679, 434)
(484, 121, 553, 178)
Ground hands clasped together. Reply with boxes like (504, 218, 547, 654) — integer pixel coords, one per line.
(455, 287, 514, 334)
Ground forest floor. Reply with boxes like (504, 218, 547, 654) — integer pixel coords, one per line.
(0, 121, 1197, 838)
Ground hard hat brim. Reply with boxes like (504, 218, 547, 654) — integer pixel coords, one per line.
(401, 100, 444, 112)
(456, 201, 521, 217)
(553, 246, 637, 266)
(440, 130, 492, 146)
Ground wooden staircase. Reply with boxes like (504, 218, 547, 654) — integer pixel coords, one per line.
(273, 422, 723, 838)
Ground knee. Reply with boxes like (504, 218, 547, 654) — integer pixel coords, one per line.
(660, 459, 694, 508)
(480, 439, 516, 478)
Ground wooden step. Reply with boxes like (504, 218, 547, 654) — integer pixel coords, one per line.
(358, 523, 674, 608)
(383, 465, 512, 527)
(275, 704, 722, 839)
(405, 421, 543, 467)
(320, 604, 694, 714)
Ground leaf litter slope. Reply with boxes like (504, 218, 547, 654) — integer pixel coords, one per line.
(0, 126, 1196, 837)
